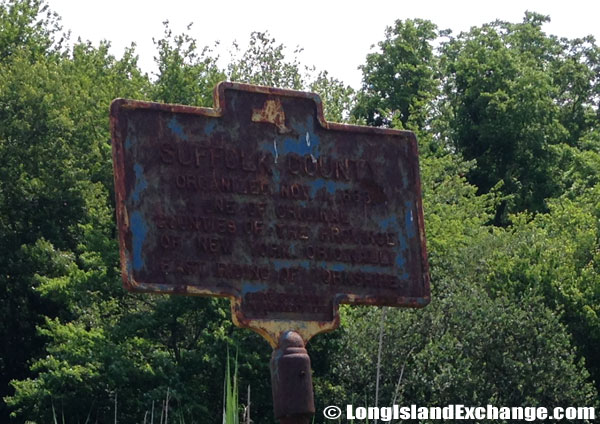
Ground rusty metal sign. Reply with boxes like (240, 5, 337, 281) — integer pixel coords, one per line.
(110, 82, 429, 346)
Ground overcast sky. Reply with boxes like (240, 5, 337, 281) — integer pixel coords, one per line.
(47, 0, 600, 89)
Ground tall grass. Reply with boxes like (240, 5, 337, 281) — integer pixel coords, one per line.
(222, 349, 239, 424)
(51, 349, 241, 424)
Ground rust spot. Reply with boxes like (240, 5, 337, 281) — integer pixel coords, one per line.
(252, 98, 290, 133)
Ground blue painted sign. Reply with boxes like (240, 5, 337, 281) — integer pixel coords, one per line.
(110, 82, 429, 335)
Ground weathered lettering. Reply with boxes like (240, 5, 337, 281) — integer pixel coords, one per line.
(111, 82, 429, 333)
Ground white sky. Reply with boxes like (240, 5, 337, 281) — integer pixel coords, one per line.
(47, 0, 600, 89)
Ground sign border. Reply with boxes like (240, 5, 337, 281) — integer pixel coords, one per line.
(110, 81, 430, 345)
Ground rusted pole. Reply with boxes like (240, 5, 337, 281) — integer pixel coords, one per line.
(270, 331, 315, 424)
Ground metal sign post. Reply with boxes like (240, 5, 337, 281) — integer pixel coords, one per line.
(110, 82, 430, 423)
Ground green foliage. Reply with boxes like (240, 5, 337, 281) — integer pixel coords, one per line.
(559, 130, 600, 197)
(0, 0, 149, 418)
(353, 18, 439, 133)
(330, 293, 598, 419)
(326, 153, 598, 416)
(227, 31, 305, 90)
(480, 186, 600, 387)
(419, 153, 497, 272)
(355, 14, 600, 221)
(0, 0, 62, 61)
(440, 15, 565, 219)
(308, 70, 356, 123)
(152, 21, 224, 107)
(440, 13, 600, 220)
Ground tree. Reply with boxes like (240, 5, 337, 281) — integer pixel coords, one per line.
(480, 186, 600, 389)
(0, 2, 74, 414)
(440, 13, 600, 221)
(308, 70, 356, 123)
(0, 1, 149, 418)
(0, 0, 62, 61)
(227, 31, 305, 90)
(325, 153, 598, 417)
(353, 18, 439, 134)
(329, 290, 598, 419)
(152, 21, 224, 107)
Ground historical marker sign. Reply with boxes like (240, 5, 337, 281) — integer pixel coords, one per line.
(110, 82, 429, 344)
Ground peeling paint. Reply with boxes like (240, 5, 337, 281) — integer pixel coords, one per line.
(307, 131, 317, 164)
(242, 282, 268, 295)
(330, 263, 346, 272)
(203, 119, 216, 136)
(125, 134, 134, 150)
(308, 179, 348, 198)
(132, 163, 147, 203)
(405, 201, 416, 238)
(168, 116, 188, 141)
(282, 115, 320, 158)
(130, 211, 147, 271)
(272, 259, 311, 271)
